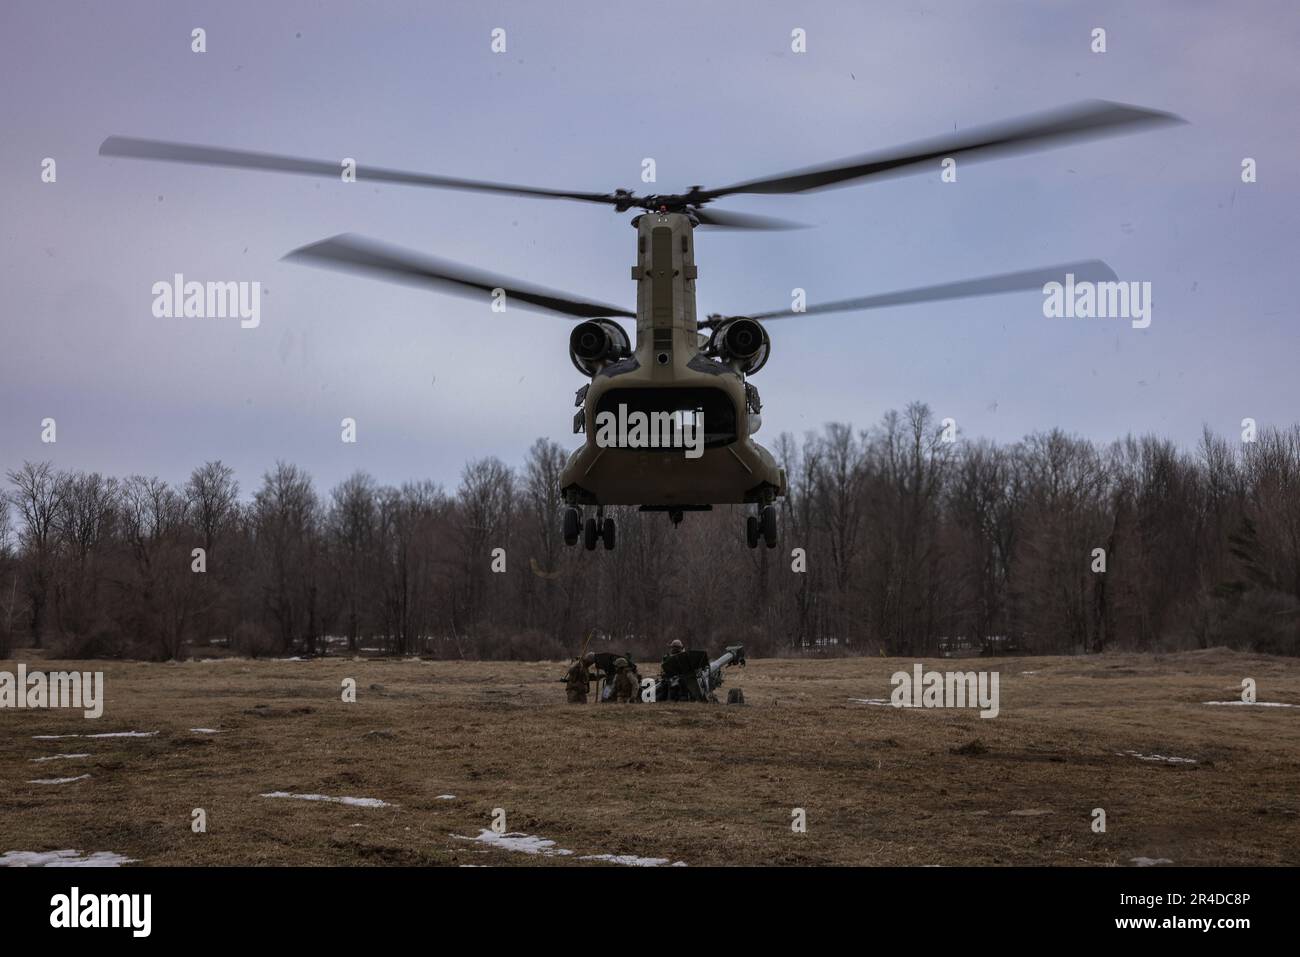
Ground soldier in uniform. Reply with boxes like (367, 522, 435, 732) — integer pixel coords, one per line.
(565, 652, 596, 704)
(660, 638, 696, 701)
(609, 657, 639, 703)
(662, 638, 685, 670)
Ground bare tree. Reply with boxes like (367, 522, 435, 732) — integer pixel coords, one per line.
(327, 471, 377, 653)
(54, 471, 119, 639)
(186, 461, 239, 554)
(455, 457, 516, 645)
(0, 495, 15, 656)
(6, 462, 69, 647)
(116, 475, 197, 659)
(252, 463, 321, 655)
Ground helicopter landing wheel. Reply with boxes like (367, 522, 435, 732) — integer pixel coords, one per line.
(562, 507, 580, 547)
(602, 517, 615, 550)
(746, 515, 760, 549)
(760, 505, 778, 549)
(583, 517, 599, 551)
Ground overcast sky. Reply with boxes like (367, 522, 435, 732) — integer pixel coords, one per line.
(2, 0, 1297, 496)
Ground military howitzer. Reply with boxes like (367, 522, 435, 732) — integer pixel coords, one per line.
(654, 644, 745, 702)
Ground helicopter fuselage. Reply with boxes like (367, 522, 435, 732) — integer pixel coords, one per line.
(560, 212, 787, 509)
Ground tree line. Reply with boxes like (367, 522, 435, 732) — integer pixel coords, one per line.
(1, 402, 1297, 662)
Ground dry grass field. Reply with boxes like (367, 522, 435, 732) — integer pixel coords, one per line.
(2, 648, 1298, 867)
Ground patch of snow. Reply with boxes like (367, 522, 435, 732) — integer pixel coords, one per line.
(260, 791, 393, 808)
(31, 753, 90, 762)
(1131, 857, 1174, 867)
(579, 853, 675, 867)
(452, 829, 684, 866)
(436, 794, 456, 800)
(190, 728, 221, 734)
(1117, 750, 1197, 765)
(1007, 809, 1052, 816)
(848, 698, 892, 706)
(453, 831, 571, 856)
(0, 850, 135, 867)
(1203, 700, 1296, 708)
(1020, 671, 1038, 675)
(28, 774, 91, 785)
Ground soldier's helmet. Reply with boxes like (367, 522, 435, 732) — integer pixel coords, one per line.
(669, 639, 684, 653)
(614, 657, 628, 669)
(583, 652, 596, 663)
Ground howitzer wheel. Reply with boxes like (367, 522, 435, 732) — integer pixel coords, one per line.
(761, 505, 778, 548)
(563, 507, 580, 547)
(746, 515, 759, 549)
(583, 517, 599, 551)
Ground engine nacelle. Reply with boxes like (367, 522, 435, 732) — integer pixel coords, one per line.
(707, 317, 770, 375)
(569, 319, 631, 376)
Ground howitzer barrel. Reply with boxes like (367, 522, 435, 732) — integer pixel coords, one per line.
(709, 644, 746, 673)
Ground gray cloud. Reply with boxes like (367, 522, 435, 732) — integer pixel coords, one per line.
(2, 0, 1297, 493)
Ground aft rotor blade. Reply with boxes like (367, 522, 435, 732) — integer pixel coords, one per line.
(283, 234, 635, 319)
(733, 260, 1119, 322)
(99, 136, 619, 205)
(692, 208, 807, 231)
(702, 101, 1184, 199)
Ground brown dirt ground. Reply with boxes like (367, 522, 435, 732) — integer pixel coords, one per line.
(1, 648, 1298, 867)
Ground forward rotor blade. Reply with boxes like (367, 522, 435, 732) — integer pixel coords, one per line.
(728, 260, 1118, 323)
(283, 234, 635, 319)
(99, 136, 618, 205)
(702, 101, 1184, 199)
(692, 208, 807, 231)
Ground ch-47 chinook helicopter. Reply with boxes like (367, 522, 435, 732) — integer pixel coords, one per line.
(100, 100, 1182, 552)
